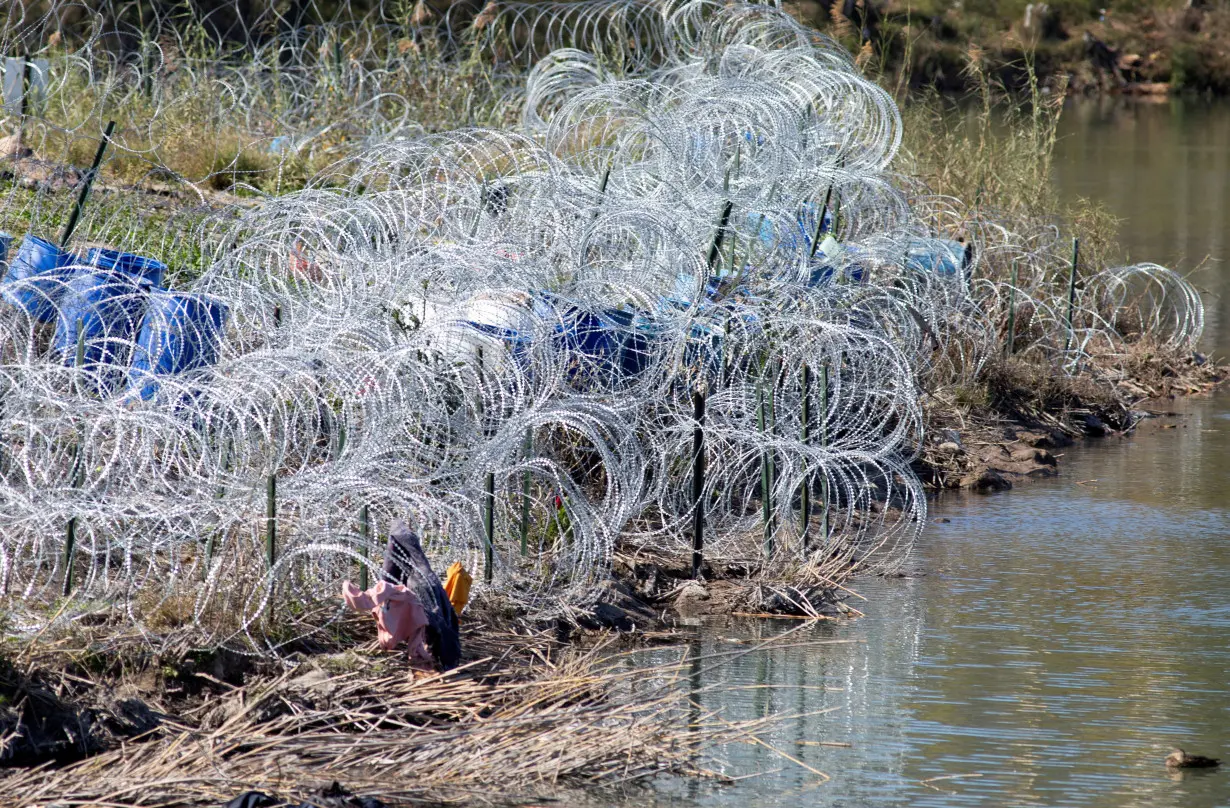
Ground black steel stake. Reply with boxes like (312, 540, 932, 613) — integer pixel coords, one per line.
(690, 387, 706, 579)
(60, 120, 116, 248)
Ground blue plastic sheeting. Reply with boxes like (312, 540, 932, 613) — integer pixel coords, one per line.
(532, 294, 654, 379)
(904, 238, 969, 277)
(464, 293, 657, 381)
(127, 292, 230, 400)
(808, 262, 867, 286)
(806, 237, 868, 286)
(86, 247, 166, 288)
(53, 270, 154, 393)
(666, 270, 722, 306)
(0, 235, 80, 322)
(748, 202, 832, 256)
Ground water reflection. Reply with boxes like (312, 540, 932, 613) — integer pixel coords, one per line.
(631, 395, 1230, 807)
(1052, 99, 1230, 353)
(618, 101, 1230, 808)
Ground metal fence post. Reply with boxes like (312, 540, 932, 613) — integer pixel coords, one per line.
(691, 386, 706, 579)
(1064, 237, 1079, 354)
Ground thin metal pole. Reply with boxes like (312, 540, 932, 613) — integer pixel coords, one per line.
(22, 57, 30, 117)
(60, 120, 115, 248)
(758, 385, 773, 557)
(204, 437, 230, 580)
(63, 320, 86, 596)
(63, 512, 76, 597)
(768, 359, 777, 530)
(520, 427, 531, 556)
(706, 201, 734, 271)
(358, 503, 370, 591)
(63, 439, 82, 597)
(72, 317, 85, 381)
(1064, 237, 1079, 354)
(799, 363, 811, 550)
(830, 156, 845, 240)
(265, 473, 277, 569)
(819, 364, 830, 544)
(720, 316, 731, 389)
(589, 165, 612, 224)
(691, 387, 706, 579)
(483, 471, 495, 582)
(474, 343, 494, 581)
(810, 184, 834, 259)
(1005, 259, 1019, 357)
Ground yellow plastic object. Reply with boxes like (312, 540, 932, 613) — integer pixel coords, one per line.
(443, 562, 472, 619)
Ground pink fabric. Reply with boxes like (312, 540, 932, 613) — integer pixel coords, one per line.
(342, 580, 433, 665)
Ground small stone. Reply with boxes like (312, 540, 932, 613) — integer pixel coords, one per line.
(1016, 429, 1072, 449)
(674, 582, 711, 617)
(935, 428, 962, 445)
(14, 158, 82, 191)
(1081, 413, 1108, 436)
(585, 602, 635, 632)
(1009, 446, 1056, 466)
(961, 469, 1011, 493)
(937, 441, 962, 454)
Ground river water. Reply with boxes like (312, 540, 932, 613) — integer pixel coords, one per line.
(1053, 97, 1230, 353)
(628, 100, 1230, 808)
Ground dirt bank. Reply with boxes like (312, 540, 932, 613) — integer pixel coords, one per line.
(915, 352, 1228, 492)
(784, 0, 1230, 96)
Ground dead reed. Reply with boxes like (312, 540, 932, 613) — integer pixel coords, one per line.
(0, 628, 795, 807)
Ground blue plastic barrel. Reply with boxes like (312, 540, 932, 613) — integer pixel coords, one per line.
(0, 235, 80, 322)
(85, 247, 166, 289)
(53, 270, 152, 392)
(126, 292, 229, 400)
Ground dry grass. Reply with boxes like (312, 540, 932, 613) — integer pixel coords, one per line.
(0, 624, 804, 807)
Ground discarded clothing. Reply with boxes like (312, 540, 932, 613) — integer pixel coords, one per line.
(383, 519, 462, 669)
(443, 561, 472, 619)
(341, 579, 433, 665)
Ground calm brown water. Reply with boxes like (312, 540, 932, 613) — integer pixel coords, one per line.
(627, 101, 1230, 808)
(631, 395, 1230, 808)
